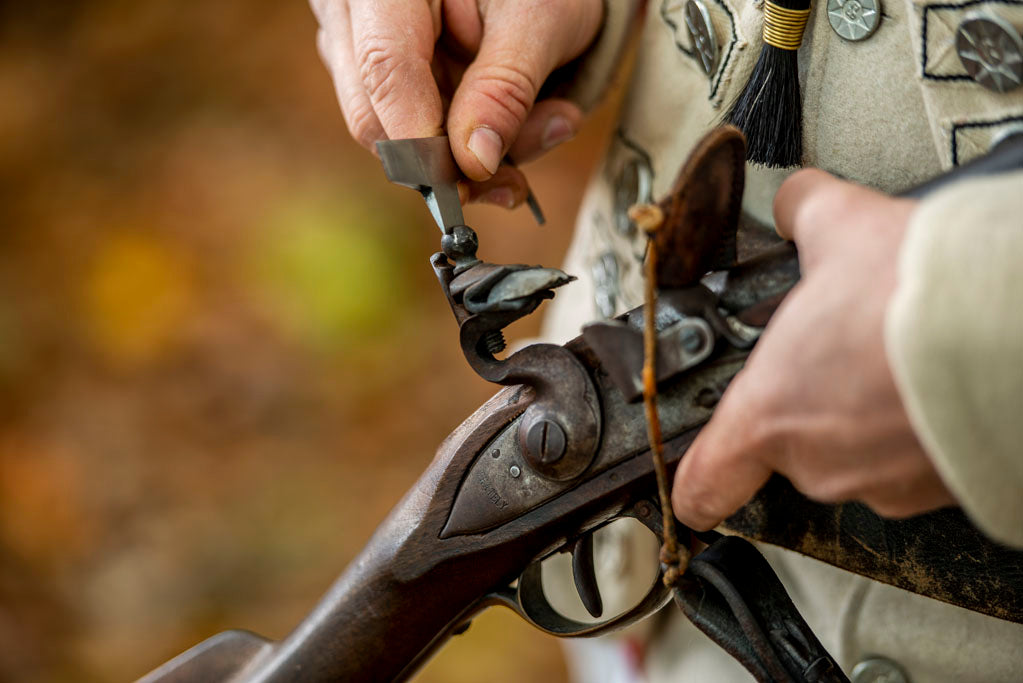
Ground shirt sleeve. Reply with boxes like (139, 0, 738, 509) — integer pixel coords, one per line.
(885, 170, 1023, 548)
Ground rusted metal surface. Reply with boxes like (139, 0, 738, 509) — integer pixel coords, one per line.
(582, 292, 716, 402)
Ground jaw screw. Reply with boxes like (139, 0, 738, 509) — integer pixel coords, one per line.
(484, 330, 506, 355)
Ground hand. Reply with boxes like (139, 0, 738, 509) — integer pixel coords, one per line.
(671, 170, 956, 531)
(310, 0, 603, 207)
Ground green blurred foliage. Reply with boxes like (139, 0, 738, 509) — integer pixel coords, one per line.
(0, 1, 613, 682)
(248, 195, 415, 353)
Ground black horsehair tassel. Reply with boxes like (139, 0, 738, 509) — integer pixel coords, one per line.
(727, 0, 812, 167)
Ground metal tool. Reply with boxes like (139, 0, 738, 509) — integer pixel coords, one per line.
(377, 137, 465, 234)
(377, 136, 545, 229)
(503, 155, 546, 225)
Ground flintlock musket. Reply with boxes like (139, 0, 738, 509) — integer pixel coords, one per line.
(140, 128, 1023, 683)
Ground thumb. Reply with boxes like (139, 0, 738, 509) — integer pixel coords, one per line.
(447, 4, 601, 180)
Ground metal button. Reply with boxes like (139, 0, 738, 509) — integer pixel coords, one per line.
(591, 251, 620, 319)
(613, 157, 653, 236)
(827, 0, 881, 41)
(850, 656, 910, 683)
(956, 13, 1023, 93)
(684, 0, 719, 75)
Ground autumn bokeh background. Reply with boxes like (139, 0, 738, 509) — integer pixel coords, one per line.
(0, 3, 621, 682)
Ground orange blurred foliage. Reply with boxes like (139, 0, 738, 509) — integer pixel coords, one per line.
(0, 2, 619, 682)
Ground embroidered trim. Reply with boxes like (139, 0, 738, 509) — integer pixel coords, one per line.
(616, 127, 656, 169)
(660, 0, 739, 99)
(951, 114, 1023, 164)
(921, 0, 1023, 81)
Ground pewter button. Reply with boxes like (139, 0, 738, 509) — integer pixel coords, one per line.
(956, 13, 1023, 92)
(684, 0, 719, 75)
(613, 157, 653, 236)
(827, 0, 881, 41)
(850, 656, 909, 683)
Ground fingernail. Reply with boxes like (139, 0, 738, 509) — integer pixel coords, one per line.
(541, 115, 575, 150)
(478, 186, 517, 209)
(468, 127, 503, 175)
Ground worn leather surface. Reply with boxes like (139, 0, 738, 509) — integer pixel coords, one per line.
(651, 125, 746, 287)
(674, 535, 850, 683)
(726, 475, 1023, 623)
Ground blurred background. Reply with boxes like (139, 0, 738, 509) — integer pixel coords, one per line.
(0, 3, 622, 681)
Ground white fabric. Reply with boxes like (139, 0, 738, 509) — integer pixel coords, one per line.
(548, 0, 1023, 681)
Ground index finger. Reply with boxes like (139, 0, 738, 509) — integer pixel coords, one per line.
(349, 0, 445, 140)
(773, 168, 842, 245)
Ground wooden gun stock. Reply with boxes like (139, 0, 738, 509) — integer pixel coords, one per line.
(142, 375, 713, 682)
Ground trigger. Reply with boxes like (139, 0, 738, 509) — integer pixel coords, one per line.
(572, 534, 604, 618)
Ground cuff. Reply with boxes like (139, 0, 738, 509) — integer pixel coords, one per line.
(885, 170, 1023, 548)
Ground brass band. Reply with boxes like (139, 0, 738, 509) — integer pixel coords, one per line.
(763, 2, 811, 50)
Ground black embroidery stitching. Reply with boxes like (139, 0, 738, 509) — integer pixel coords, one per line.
(951, 115, 1023, 164)
(660, 0, 739, 99)
(616, 127, 655, 170)
(920, 0, 1023, 81)
(661, 1, 696, 59)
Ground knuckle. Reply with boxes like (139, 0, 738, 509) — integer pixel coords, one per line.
(865, 497, 916, 519)
(787, 179, 854, 244)
(677, 461, 723, 523)
(473, 61, 539, 125)
(356, 36, 406, 103)
(346, 101, 381, 148)
(791, 471, 862, 504)
(683, 491, 724, 530)
(718, 387, 775, 457)
(740, 405, 777, 454)
(808, 183, 861, 229)
(797, 478, 846, 503)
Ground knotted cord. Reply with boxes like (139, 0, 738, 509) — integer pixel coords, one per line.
(629, 203, 691, 587)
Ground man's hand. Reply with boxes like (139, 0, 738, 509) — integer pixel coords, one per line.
(310, 0, 603, 207)
(672, 170, 956, 531)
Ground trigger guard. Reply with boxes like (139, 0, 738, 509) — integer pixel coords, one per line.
(490, 501, 673, 637)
